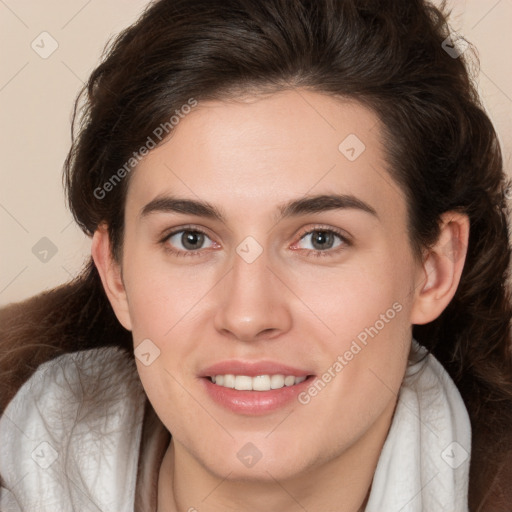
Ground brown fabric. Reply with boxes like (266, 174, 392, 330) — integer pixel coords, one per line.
(134, 398, 171, 512)
(475, 447, 512, 512)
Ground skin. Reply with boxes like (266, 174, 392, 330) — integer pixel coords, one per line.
(92, 89, 469, 512)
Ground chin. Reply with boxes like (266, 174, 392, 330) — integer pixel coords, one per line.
(195, 436, 314, 482)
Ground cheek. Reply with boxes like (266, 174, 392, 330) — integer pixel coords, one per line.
(291, 248, 414, 341)
(293, 246, 415, 404)
(125, 278, 173, 339)
(122, 247, 211, 339)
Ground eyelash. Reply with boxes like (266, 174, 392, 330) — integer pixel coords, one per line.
(159, 224, 351, 259)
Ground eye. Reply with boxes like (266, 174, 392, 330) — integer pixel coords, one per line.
(163, 228, 217, 255)
(293, 228, 350, 255)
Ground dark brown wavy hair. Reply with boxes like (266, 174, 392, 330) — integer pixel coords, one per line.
(2, 0, 511, 509)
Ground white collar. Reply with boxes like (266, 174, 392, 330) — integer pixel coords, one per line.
(365, 340, 471, 511)
(0, 347, 146, 511)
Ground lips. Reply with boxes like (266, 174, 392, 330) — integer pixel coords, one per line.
(200, 360, 311, 378)
(199, 360, 315, 415)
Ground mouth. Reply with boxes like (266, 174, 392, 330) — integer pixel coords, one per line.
(207, 373, 309, 391)
(199, 360, 315, 415)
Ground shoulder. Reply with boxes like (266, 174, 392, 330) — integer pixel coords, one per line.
(0, 274, 133, 415)
(3, 345, 143, 419)
(366, 341, 472, 511)
(0, 346, 147, 511)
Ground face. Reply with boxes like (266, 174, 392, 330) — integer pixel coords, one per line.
(115, 90, 422, 481)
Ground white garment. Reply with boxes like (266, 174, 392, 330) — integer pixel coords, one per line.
(0, 347, 147, 511)
(364, 340, 471, 511)
(0, 340, 471, 511)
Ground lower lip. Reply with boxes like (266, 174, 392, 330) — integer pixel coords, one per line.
(201, 376, 315, 415)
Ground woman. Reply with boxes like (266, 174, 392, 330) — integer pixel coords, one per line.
(1, 0, 511, 510)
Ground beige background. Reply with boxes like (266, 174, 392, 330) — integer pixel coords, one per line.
(1, 0, 511, 307)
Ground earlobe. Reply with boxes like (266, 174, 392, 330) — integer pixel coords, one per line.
(410, 212, 470, 325)
(91, 225, 133, 331)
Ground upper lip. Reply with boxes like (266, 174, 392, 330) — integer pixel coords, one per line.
(200, 360, 313, 378)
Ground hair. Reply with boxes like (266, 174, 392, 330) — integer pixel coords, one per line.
(1, 0, 511, 508)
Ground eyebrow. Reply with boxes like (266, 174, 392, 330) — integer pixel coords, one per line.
(139, 193, 378, 222)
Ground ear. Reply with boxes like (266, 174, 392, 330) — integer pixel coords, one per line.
(410, 211, 470, 325)
(91, 224, 133, 331)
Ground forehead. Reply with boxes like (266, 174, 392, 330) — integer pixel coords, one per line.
(126, 89, 406, 224)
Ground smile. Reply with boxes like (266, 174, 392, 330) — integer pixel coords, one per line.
(209, 374, 308, 391)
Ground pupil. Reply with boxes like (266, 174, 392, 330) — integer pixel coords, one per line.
(182, 231, 204, 250)
(312, 231, 333, 250)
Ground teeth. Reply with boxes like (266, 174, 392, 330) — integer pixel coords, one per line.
(270, 374, 284, 389)
(210, 374, 307, 391)
(284, 375, 295, 386)
(235, 375, 252, 390)
(223, 374, 236, 388)
(253, 375, 270, 391)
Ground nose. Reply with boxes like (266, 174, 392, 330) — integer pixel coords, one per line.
(213, 248, 293, 342)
